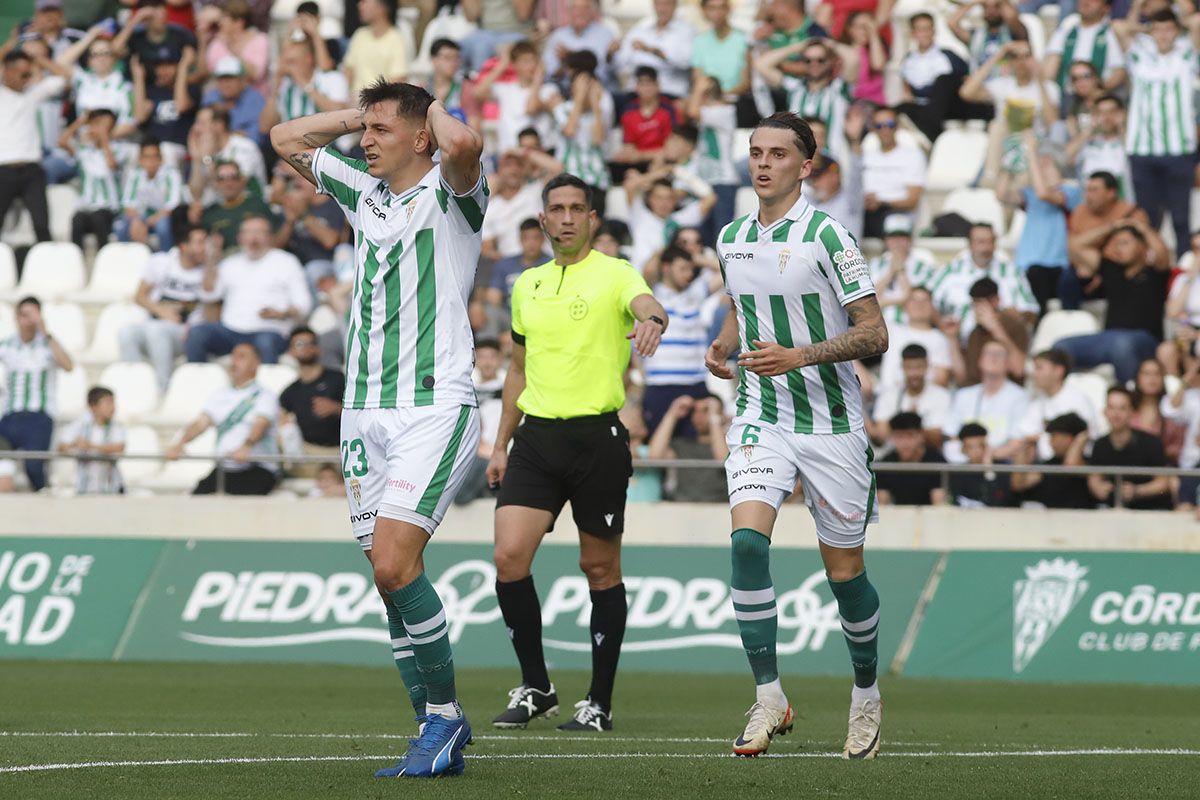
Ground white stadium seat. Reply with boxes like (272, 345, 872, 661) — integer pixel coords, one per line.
(0, 243, 15, 292)
(942, 188, 1006, 237)
(133, 429, 217, 493)
(81, 302, 150, 365)
(120, 424, 164, 485)
(408, 11, 477, 77)
(734, 187, 758, 219)
(1031, 310, 1101, 354)
(605, 187, 630, 223)
(68, 242, 151, 305)
(926, 129, 988, 191)
(48, 184, 80, 243)
(0, 303, 12, 340)
(308, 304, 342, 336)
(2, 242, 86, 301)
(145, 363, 230, 426)
(256, 363, 299, 397)
(97, 361, 161, 422)
(56, 367, 89, 420)
(1020, 13, 1047, 59)
(1065, 372, 1112, 435)
(42, 302, 88, 353)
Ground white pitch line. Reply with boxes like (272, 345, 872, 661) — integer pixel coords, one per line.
(2, 749, 1199, 775)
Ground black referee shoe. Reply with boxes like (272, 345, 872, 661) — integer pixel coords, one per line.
(492, 684, 559, 728)
(557, 699, 613, 732)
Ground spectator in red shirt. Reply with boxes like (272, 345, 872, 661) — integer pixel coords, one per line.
(612, 66, 677, 177)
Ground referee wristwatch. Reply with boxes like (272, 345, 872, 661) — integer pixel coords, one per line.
(648, 314, 667, 333)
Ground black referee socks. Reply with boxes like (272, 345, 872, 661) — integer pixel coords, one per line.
(496, 575, 552, 693)
(586, 583, 627, 714)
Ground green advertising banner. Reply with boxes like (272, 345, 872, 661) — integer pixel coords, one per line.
(0, 538, 164, 659)
(117, 541, 936, 676)
(905, 552, 1200, 685)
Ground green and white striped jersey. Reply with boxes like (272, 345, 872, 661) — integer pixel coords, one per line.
(0, 334, 56, 415)
(693, 103, 738, 186)
(71, 67, 134, 124)
(927, 249, 1037, 339)
(1125, 35, 1198, 157)
(717, 195, 875, 435)
(868, 248, 937, 325)
(276, 71, 350, 122)
(76, 142, 122, 211)
(1077, 135, 1132, 201)
(553, 92, 613, 190)
(779, 76, 851, 150)
(311, 148, 487, 410)
(120, 165, 184, 214)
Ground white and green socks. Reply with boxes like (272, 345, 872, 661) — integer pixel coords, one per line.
(731, 528, 787, 707)
(385, 601, 427, 715)
(387, 573, 458, 719)
(828, 570, 881, 691)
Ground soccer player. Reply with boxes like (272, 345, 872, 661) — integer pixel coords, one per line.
(270, 81, 486, 779)
(704, 112, 890, 759)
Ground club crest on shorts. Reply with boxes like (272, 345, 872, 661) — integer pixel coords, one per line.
(1012, 558, 1089, 673)
(778, 249, 791, 273)
(741, 445, 754, 462)
(349, 478, 362, 507)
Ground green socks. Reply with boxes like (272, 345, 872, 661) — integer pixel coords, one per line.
(730, 528, 778, 685)
(385, 600, 427, 715)
(387, 573, 456, 705)
(828, 571, 880, 688)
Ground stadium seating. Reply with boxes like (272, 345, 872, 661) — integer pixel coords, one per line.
(605, 187, 630, 223)
(81, 303, 150, 366)
(926, 129, 989, 192)
(408, 10, 478, 77)
(256, 363, 300, 396)
(97, 362, 161, 422)
(2, 243, 86, 302)
(144, 363, 230, 427)
(307, 304, 342, 336)
(42, 302, 88, 353)
(133, 428, 217, 493)
(68, 242, 151, 305)
(119, 424, 164, 485)
(941, 188, 1006, 236)
(47, 184, 80, 243)
(1065, 371, 1112, 435)
(0, 303, 12, 340)
(0, 243, 15, 293)
(1019, 13, 1046, 59)
(56, 367, 89, 420)
(1030, 310, 1101, 355)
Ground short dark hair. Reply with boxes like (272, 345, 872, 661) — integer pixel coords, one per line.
(239, 212, 273, 229)
(910, 11, 934, 27)
(634, 65, 659, 82)
(358, 79, 434, 122)
(900, 343, 928, 361)
(296, 0, 320, 15)
(660, 245, 692, 265)
(754, 112, 817, 160)
(1148, 8, 1180, 25)
(872, 105, 899, 119)
(969, 222, 995, 238)
(542, 173, 594, 209)
(510, 40, 538, 61)
(475, 337, 501, 352)
(205, 105, 231, 130)
(87, 108, 117, 124)
(673, 123, 698, 145)
(1088, 171, 1119, 192)
(140, 137, 162, 153)
(1035, 348, 1072, 375)
(1107, 386, 1135, 405)
(519, 217, 541, 232)
(889, 411, 923, 432)
(16, 296, 40, 311)
(289, 326, 317, 342)
(233, 340, 262, 359)
(214, 160, 242, 178)
(87, 386, 114, 406)
(909, 285, 933, 298)
(959, 422, 988, 440)
(1111, 223, 1147, 244)
(648, 178, 675, 195)
(969, 277, 999, 300)
(180, 223, 208, 241)
(563, 49, 598, 76)
(1094, 93, 1124, 110)
(430, 38, 459, 57)
(3, 50, 32, 66)
(517, 126, 541, 142)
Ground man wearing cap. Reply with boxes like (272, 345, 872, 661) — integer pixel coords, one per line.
(112, 0, 196, 67)
(861, 106, 925, 238)
(868, 214, 938, 325)
(1011, 412, 1094, 508)
(202, 55, 265, 144)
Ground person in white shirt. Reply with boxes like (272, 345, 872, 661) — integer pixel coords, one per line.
(862, 106, 926, 238)
(1161, 360, 1200, 506)
(944, 340, 1030, 461)
(0, 47, 66, 250)
(119, 224, 211, 389)
(454, 338, 507, 505)
(641, 245, 723, 434)
(878, 287, 958, 393)
(259, 35, 349, 132)
(472, 40, 558, 153)
(869, 215, 938, 326)
(897, 12, 990, 142)
(56, 25, 138, 138)
(1066, 94, 1131, 202)
(480, 151, 544, 261)
(543, 0, 615, 88)
(624, 165, 716, 273)
(115, 138, 183, 251)
(56, 386, 126, 495)
(187, 105, 268, 204)
(166, 341, 280, 495)
(609, 0, 695, 98)
(869, 343, 953, 446)
(1017, 348, 1098, 459)
(1043, 0, 1128, 95)
(186, 215, 313, 364)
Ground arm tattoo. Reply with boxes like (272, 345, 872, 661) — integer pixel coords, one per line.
(289, 151, 313, 170)
(801, 297, 889, 366)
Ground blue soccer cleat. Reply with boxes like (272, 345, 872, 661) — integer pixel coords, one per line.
(374, 710, 472, 778)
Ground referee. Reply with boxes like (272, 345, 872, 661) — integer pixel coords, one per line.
(486, 173, 668, 732)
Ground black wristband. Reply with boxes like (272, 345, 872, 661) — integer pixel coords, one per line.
(648, 314, 666, 330)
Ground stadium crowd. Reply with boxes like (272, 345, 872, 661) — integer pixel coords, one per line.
(2, 0, 1200, 511)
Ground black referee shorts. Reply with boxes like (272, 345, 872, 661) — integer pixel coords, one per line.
(496, 412, 633, 537)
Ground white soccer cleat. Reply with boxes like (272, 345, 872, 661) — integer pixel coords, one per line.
(842, 695, 882, 760)
(732, 702, 794, 757)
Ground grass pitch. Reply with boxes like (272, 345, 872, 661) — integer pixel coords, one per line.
(1, 661, 1197, 799)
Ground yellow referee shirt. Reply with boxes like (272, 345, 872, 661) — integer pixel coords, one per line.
(510, 249, 652, 419)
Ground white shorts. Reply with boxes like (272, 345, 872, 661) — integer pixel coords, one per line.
(725, 422, 878, 549)
(341, 404, 480, 548)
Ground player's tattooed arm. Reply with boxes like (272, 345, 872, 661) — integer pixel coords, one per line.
(269, 109, 365, 186)
(739, 295, 888, 376)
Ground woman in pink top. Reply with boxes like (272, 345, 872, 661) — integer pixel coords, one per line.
(197, 0, 269, 94)
(1131, 357, 1187, 465)
(830, 11, 888, 106)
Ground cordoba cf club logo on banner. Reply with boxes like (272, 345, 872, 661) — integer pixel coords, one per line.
(1012, 558, 1089, 673)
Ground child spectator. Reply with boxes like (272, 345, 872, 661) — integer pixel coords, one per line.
(116, 138, 183, 252)
(57, 386, 126, 495)
(60, 108, 126, 248)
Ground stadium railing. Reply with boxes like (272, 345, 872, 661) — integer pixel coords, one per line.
(5, 450, 1200, 508)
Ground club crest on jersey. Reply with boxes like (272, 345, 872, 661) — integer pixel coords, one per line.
(349, 478, 362, 507)
(778, 249, 791, 273)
